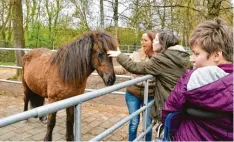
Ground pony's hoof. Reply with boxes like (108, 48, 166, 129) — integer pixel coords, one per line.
(66, 135, 74, 141)
(44, 136, 51, 141)
(39, 116, 47, 124)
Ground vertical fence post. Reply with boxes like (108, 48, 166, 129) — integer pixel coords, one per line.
(142, 79, 149, 141)
(74, 104, 82, 141)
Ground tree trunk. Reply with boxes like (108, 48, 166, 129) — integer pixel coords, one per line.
(11, 0, 25, 79)
(100, 0, 104, 30)
(0, 0, 12, 47)
(113, 0, 118, 39)
(134, 0, 139, 46)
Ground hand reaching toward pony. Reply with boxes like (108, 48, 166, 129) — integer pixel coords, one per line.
(107, 49, 121, 57)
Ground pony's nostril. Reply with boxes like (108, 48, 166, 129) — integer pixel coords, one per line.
(107, 75, 115, 86)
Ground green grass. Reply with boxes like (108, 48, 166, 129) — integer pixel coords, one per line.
(0, 61, 16, 66)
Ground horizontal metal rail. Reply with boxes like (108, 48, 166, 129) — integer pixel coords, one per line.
(0, 65, 131, 78)
(0, 79, 125, 94)
(0, 75, 154, 127)
(0, 79, 22, 84)
(89, 100, 154, 141)
(0, 65, 22, 69)
(0, 48, 32, 51)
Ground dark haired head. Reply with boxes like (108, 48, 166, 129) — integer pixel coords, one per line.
(158, 32, 179, 52)
(146, 31, 156, 42)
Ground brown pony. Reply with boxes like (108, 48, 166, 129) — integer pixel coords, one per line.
(22, 31, 118, 141)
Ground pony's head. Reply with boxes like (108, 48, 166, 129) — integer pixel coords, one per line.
(90, 31, 118, 86)
(52, 31, 118, 86)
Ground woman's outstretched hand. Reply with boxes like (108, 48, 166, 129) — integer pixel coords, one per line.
(107, 49, 121, 57)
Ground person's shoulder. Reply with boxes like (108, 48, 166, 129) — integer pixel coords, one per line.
(193, 66, 228, 76)
(166, 46, 189, 56)
(167, 45, 186, 52)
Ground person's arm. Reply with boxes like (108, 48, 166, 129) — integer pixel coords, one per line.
(114, 66, 128, 75)
(116, 53, 146, 74)
(116, 53, 164, 75)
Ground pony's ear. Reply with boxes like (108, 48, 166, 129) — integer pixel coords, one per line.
(90, 31, 97, 41)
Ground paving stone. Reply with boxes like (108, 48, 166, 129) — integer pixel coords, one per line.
(11, 121, 26, 129)
(108, 134, 124, 141)
(102, 134, 112, 141)
(30, 131, 46, 141)
(87, 120, 102, 128)
(0, 131, 18, 140)
(9, 132, 32, 141)
(82, 116, 96, 123)
(52, 132, 64, 141)
(99, 121, 114, 129)
(58, 128, 66, 135)
(82, 133, 94, 141)
(22, 137, 34, 141)
(109, 116, 123, 123)
(0, 126, 16, 136)
(27, 127, 46, 135)
(81, 126, 93, 134)
(20, 125, 35, 132)
(89, 127, 106, 135)
(53, 126, 65, 133)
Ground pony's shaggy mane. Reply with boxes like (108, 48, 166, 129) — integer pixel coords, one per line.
(51, 31, 118, 84)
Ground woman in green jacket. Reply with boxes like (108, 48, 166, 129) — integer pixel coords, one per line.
(108, 31, 191, 123)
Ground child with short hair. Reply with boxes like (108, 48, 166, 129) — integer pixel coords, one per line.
(162, 18, 233, 141)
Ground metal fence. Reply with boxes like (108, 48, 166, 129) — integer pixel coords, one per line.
(0, 47, 155, 141)
(0, 75, 154, 141)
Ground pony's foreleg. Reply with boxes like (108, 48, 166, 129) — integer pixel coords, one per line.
(44, 112, 57, 141)
(66, 106, 74, 141)
(23, 85, 31, 112)
(23, 94, 29, 112)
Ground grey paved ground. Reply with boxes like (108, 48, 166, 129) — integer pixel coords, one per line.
(0, 93, 130, 141)
(0, 67, 156, 141)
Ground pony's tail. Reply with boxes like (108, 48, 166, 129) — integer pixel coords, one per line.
(22, 62, 44, 111)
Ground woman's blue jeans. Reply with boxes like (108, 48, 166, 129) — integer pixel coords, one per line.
(125, 91, 153, 141)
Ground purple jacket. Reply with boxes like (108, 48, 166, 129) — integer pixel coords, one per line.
(162, 64, 233, 141)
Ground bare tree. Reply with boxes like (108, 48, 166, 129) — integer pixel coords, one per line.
(71, 0, 90, 30)
(207, 0, 223, 19)
(45, 0, 63, 48)
(113, 0, 119, 39)
(100, 0, 104, 29)
(11, 0, 25, 79)
(0, 0, 12, 46)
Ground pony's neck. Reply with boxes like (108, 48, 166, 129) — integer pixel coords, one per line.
(86, 66, 95, 78)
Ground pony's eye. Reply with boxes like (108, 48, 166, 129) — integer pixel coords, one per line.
(98, 52, 105, 61)
(98, 52, 104, 57)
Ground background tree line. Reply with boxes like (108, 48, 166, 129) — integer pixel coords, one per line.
(0, 0, 233, 59)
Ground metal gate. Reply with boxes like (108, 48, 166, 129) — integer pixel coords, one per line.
(0, 47, 155, 141)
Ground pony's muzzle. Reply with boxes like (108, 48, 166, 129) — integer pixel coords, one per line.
(104, 74, 116, 86)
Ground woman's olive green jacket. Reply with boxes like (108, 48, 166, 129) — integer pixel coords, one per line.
(116, 45, 192, 121)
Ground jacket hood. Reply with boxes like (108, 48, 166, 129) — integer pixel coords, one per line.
(163, 46, 191, 69)
(184, 64, 233, 112)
